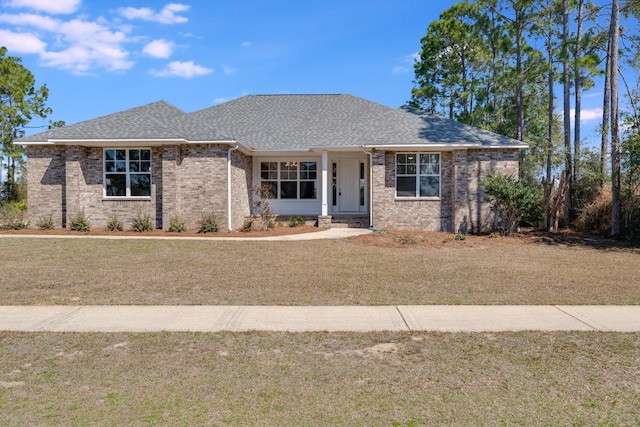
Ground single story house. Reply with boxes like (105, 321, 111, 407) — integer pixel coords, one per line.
(17, 94, 528, 232)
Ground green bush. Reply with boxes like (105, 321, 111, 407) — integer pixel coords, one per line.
(455, 232, 467, 241)
(131, 212, 154, 232)
(482, 174, 539, 236)
(198, 213, 219, 233)
(105, 216, 124, 232)
(168, 214, 187, 232)
(69, 210, 91, 232)
(240, 218, 253, 232)
(288, 215, 305, 227)
(0, 204, 29, 230)
(37, 215, 55, 230)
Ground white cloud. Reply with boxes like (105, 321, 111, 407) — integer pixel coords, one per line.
(222, 65, 235, 74)
(212, 96, 232, 104)
(3, 0, 81, 14)
(142, 39, 174, 58)
(0, 28, 46, 53)
(0, 12, 133, 74)
(151, 60, 212, 78)
(0, 12, 60, 31)
(118, 3, 189, 24)
(241, 41, 251, 47)
(569, 107, 603, 123)
(392, 52, 419, 74)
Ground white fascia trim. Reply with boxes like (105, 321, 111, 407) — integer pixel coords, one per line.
(309, 146, 364, 152)
(364, 143, 529, 150)
(21, 138, 238, 147)
(246, 149, 312, 155)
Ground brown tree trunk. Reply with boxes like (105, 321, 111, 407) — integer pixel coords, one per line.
(562, 0, 572, 225)
(610, 0, 621, 236)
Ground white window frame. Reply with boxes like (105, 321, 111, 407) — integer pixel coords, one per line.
(259, 160, 318, 200)
(103, 148, 152, 198)
(395, 152, 441, 199)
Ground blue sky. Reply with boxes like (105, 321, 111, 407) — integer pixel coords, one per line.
(0, 0, 460, 133)
(0, 0, 631, 146)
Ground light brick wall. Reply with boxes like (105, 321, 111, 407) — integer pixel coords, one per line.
(453, 149, 520, 233)
(63, 146, 160, 228)
(230, 149, 252, 230)
(372, 150, 453, 231)
(160, 144, 252, 231)
(27, 145, 66, 227)
(372, 148, 520, 232)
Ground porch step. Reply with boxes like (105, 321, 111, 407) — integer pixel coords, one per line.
(330, 215, 370, 229)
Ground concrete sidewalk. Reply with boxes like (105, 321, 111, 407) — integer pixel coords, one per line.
(1, 305, 639, 333)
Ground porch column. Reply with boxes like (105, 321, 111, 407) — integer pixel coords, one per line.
(321, 151, 329, 216)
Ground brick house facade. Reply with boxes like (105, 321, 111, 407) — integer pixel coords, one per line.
(18, 95, 527, 232)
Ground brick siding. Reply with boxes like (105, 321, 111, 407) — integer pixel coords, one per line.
(372, 149, 519, 232)
(27, 144, 253, 231)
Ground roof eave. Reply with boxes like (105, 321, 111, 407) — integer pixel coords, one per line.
(18, 138, 238, 147)
(363, 143, 528, 150)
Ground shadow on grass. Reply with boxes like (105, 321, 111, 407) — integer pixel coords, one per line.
(519, 229, 640, 252)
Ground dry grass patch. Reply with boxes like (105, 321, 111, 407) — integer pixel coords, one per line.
(0, 230, 639, 305)
(0, 331, 638, 425)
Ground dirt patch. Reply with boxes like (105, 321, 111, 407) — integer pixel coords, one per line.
(346, 228, 639, 250)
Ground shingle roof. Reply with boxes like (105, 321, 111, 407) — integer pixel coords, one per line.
(16, 100, 232, 143)
(190, 94, 525, 150)
(17, 94, 526, 150)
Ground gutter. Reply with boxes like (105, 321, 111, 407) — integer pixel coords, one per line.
(227, 143, 239, 231)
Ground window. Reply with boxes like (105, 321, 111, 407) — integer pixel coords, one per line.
(396, 153, 440, 198)
(260, 161, 317, 200)
(104, 149, 151, 197)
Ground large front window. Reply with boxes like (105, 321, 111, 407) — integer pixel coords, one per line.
(104, 149, 151, 197)
(261, 161, 317, 200)
(396, 153, 440, 198)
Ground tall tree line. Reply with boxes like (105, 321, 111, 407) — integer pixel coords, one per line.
(410, 0, 640, 235)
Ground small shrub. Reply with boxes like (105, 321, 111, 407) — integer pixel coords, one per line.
(198, 213, 219, 233)
(37, 215, 55, 230)
(131, 212, 154, 232)
(69, 210, 91, 232)
(394, 234, 417, 245)
(482, 174, 539, 236)
(105, 216, 124, 232)
(0, 203, 29, 229)
(168, 215, 187, 232)
(455, 232, 467, 241)
(9, 201, 27, 212)
(240, 218, 253, 232)
(288, 215, 305, 227)
(252, 184, 274, 231)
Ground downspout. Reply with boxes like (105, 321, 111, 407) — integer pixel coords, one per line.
(362, 148, 373, 228)
(227, 144, 239, 231)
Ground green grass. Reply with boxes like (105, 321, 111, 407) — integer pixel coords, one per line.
(0, 331, 638, 425)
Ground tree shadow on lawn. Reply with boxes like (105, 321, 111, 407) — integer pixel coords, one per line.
(518, 228, 640, 252)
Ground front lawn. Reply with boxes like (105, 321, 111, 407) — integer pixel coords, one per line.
(1, 230, 638, 305)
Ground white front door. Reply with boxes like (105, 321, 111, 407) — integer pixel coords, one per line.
(337, 159, 360, 212)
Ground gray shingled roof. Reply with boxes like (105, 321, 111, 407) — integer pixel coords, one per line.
(17, 94, 526, 150)
(190, 95, 525, 150)
(17, 100, 232, 143)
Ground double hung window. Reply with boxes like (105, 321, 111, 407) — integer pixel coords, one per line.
(396, 153, 440, 198)
(104, 149, 151, 197)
